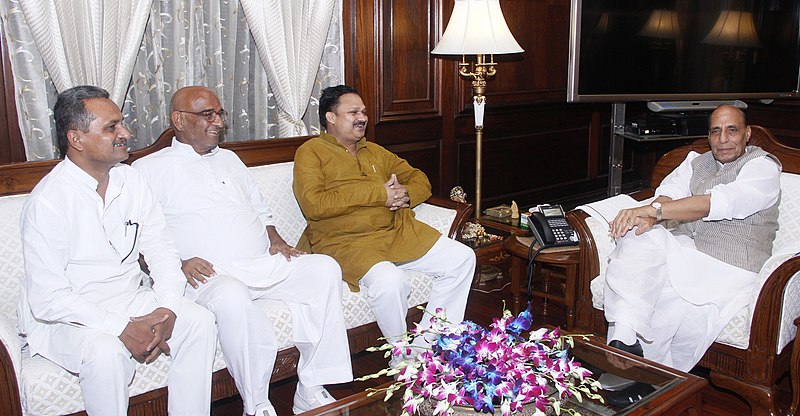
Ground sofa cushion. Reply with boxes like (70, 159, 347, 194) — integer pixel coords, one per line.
(586, 172, 800, 353)
(0, 194, 26, 321)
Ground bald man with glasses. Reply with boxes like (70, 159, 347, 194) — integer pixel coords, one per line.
(133, 86, 352, 416)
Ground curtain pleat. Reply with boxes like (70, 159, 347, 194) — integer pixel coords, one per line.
(18, 0, 153, 106)
(241, 0, 336, 137)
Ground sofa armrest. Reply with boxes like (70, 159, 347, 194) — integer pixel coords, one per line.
(749, 255, 800, 355)
(417, 196, 473, 240)
(0, 313, 23, 416)
(566, 209, 606, 335)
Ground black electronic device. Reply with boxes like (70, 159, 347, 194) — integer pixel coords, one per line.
(527, 204, 579, 248)
(657, 113, 710, 136)
(566, 0, 800, 103)
(626, 116, 678, 136)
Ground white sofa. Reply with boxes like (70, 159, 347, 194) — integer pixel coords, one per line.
(567, 125, 800, 416)
(0, 136, 472, 416)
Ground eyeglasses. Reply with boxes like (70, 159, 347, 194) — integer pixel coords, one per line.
(175, 109, 228, 122)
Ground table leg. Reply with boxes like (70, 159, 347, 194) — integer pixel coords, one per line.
(509, 254, 525, 315)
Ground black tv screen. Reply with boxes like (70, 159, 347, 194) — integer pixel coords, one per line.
(567, 0, 800, 102)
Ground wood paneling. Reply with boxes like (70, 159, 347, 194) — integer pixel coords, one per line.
(746, 99, 800, 148)
(453, 0, 571, 114)
(380, 0, 439, 118)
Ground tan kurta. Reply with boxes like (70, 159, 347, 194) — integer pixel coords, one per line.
(293, 133, 440, 291)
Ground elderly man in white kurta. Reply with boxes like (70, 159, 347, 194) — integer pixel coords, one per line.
(19, 85, 217, 415)
(603, 105, 781, 403)
(133, 86, 352, 416)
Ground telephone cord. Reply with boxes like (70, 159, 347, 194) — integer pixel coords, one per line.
(526, 242, 546, 297)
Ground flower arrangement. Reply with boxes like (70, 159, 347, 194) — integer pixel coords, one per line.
(358, 306, 602, 416)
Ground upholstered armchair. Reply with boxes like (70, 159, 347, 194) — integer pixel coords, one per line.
(566, 125, 800, 416)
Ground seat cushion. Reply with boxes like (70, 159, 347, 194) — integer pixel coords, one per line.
(19, 271, 433, 415)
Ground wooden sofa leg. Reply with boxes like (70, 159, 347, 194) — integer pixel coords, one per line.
(790, 318, 799, 416)
(711, 371, 780, 416)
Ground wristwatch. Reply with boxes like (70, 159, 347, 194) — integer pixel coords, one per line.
(651, 201, 663, 221)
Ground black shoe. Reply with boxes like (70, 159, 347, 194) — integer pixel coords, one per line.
(606, 382, 656, 408)
(608, 339, 644, 357)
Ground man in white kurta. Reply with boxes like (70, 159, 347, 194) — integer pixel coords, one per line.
(133, 86, 352, 416)
(603, 105, 781, 403)
(18, 86, 217, 415)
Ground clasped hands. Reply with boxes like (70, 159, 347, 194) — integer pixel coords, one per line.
(119, 307, 176, 364)
(384, 174, 410, 210)
(609, 205, 657, 238)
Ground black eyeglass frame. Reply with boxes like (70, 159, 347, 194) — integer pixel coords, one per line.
(122, 220, 140, 263)
(175, 109, 228, 122)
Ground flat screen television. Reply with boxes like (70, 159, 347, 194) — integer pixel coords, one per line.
(567, 0, 800, 103)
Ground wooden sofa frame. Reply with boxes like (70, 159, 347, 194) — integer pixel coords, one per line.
(566, 125, 799, 416)
(0, 129, 473, 416)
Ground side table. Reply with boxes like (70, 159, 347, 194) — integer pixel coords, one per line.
(460, 232, 510, 287)
(470, 216, 532, 287)
(504, 236, 580, 329)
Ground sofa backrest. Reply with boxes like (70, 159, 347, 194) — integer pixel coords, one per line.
(247, 161, 457, 247)
(774, 172, 800, 255)
(249, 162, 307, 246)
(0, 195, 27, 321)
(0, 160, 460, 325)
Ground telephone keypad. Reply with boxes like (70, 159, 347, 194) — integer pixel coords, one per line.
(547, 218, 575, 244)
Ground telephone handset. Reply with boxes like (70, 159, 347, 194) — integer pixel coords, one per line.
(527, 204, 579, 248)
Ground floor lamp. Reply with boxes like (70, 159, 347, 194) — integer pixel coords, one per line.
(432, 0, 523, 217)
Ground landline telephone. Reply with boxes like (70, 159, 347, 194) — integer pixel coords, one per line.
(527, 204, 579, 248)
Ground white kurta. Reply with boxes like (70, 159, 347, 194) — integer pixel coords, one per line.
(19, 157, 216, 415)
(133, 140, 352, 414)
(604, 150, 781, 371)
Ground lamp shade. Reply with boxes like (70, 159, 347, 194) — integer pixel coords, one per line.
(702, 10, 762, 48)
(638, 9, 681, 40)
(431, 0, 523, 55)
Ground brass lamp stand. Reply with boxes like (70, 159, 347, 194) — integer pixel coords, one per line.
(458, 54, 498, 217)
(431, 0, 523, 218)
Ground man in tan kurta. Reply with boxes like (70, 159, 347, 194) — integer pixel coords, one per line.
(293, 85, 475, 361)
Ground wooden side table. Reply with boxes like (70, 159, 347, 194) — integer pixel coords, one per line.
(461, 234, 510, 287)
(469, 216, 531, 287)
(504, 236, 580, 329)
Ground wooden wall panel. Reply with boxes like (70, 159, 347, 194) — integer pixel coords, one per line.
(746, 99, 800, 148)
(453, 0, 571, 114)
(380, 0, 439, 118)
(458, 127, 589, 206)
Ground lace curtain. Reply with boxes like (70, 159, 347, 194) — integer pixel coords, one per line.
(0, 0, 343, 160)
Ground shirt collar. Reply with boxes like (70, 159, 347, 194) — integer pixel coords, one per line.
(62, 155, 125, 201)
(63, 156, 100, 190)
(170, 137, 220, 158)
(716, 146, 753, 168)
(320, 132, 367, 151)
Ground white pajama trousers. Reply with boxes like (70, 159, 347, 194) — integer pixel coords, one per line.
(187, 254, 352, 415)
(359, 235, 476, 342)
(603, 226, 756, 371)
(31, 291, 217, 416)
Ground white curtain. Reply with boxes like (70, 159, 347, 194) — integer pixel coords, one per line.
(17, 0, 152, 106)
(0, 2, 59, 160)
(0, 0, 343, 160)
(241, 0, 336, 137)
(124, 0, 276, 149)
